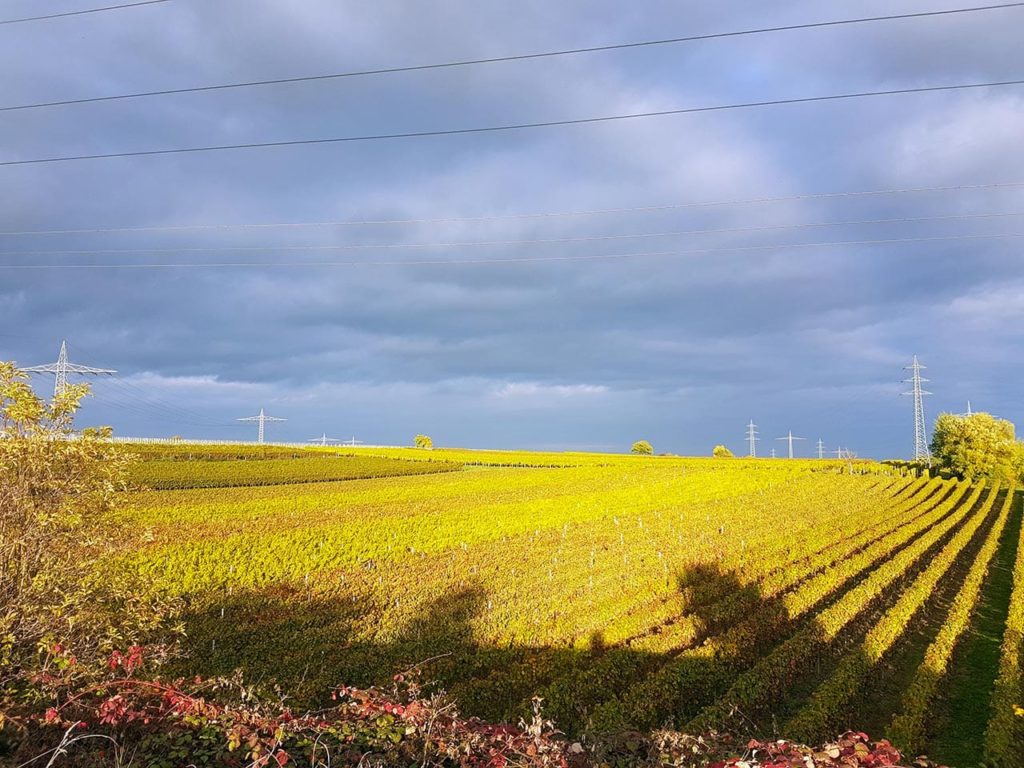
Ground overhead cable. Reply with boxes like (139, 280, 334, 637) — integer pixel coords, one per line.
(3, 79, 1022, 167)
(0, 0, 169, 26)
(3, 3, 1019, 109)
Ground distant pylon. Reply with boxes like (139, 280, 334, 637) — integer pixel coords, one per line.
(966, 400, 973, 416)
(20, 340, 116, 397)
(901, 356, 932, 463)
(343, 436, 364, 447)
(237, 408, 286, 444)
(816, 438, 825, 459)
(746, 420, 759, 457)
(308, 433, 339, 446)
(833, 447, 845, 459)
(775, 430, 806, 459)
(770, 448, 777, 459)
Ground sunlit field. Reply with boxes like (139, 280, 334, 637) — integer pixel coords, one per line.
(113, 445, 1023, 764)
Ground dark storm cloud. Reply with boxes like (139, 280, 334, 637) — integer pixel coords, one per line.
(1, 0, 1022, 456)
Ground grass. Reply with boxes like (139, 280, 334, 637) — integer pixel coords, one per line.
(856, 490, 1006, 743)
(928, 491, 1022, 766)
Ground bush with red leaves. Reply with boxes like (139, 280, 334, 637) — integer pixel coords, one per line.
(3, 654, 948, 768)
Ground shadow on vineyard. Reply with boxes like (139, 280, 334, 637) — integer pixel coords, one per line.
(175, 562, 789, 737)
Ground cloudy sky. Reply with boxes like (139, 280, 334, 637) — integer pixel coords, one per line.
(1, 0, 1022, 457)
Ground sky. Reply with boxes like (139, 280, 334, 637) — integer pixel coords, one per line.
(1, 0, 1022, 458)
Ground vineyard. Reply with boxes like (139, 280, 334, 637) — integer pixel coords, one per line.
(112, 447, 1023, 765)
(130, 454, 462, 489)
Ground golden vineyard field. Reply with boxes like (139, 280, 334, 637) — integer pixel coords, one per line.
(114, 446, 1023, 766)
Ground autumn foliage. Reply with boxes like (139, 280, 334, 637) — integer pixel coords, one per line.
(10, 663, 943, 768)
(0, 363, 179, 750)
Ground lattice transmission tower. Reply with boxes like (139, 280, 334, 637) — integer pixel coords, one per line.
(775, 430, 806, 459)
(746, 420, 759, 457)
(237, 408, 286, 444)
(308, 433, 340, 446)
(21, 340, 116, 397)
(901, 355, 932, 462)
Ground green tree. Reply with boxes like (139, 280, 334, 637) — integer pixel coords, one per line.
(631, 440, 653, 455)
(414, 434, 433, 449)
(712, 444, 734, 458)
(931, 411, 1024, 482)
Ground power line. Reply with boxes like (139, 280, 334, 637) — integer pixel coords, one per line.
(0, 0, 169, 26)
(19, 340, 115, 397)
(3, 181, 1022, 236)
(3, 3, 1020, 110)
(8, 210, 1022, 257)
(104, 377, 239, 427)
(2, 232, 1019, 270)
(14, 340, 232, 428)
(96, 381, 237, 428)
(3, 78, 1022, 168)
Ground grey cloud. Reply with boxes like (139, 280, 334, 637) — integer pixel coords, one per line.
(1, 0, 1022, 455)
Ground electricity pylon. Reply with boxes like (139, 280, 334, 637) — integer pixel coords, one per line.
(901, 355, 932, 463)
(816, 438, 825, 459)
(343, 436, 364, 447)
(770, 448, 777, 459)
(775, 430, 806, 459)
(21, 340, 116, 397)
(237, 408, 286, 444)
(746, 420, 759, 457)
(308, 433, 340, 446)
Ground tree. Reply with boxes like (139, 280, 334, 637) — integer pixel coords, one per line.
(1, 362, 175, 714)
(712, 444, 734, 458)
(931, 411, 1024, 482)
(414, 434, 433, 449)
(631, 440, 653, 455)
